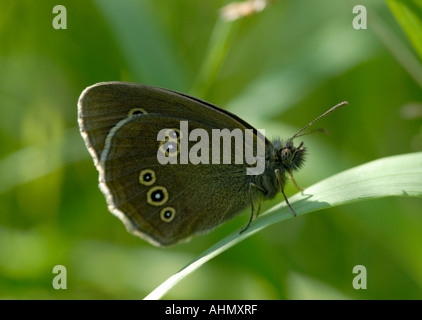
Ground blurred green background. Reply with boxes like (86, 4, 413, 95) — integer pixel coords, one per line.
(1, 0, 421, 299)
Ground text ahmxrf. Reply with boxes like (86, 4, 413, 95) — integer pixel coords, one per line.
(208, 304, 258, 315)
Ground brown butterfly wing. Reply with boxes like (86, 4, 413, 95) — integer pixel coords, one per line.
(79, 82, 268, 246)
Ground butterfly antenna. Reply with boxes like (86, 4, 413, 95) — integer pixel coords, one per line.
(290, 101, 348, 140)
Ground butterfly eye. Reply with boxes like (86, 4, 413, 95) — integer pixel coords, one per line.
(128, 108, 147, 117)
(160, 207, 176, 223)
(147, 186, 169, 206)
(158, 140, 180, 157)
(280, 148, 292, 162)
(139, 169, 156, 186)
(165, 142, 177, 154)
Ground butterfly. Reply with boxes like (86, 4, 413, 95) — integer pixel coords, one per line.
(78, 81, 347, 246)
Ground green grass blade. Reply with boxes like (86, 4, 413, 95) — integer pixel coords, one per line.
(145, 152, 422, 299)
(387, 0, 422, 60)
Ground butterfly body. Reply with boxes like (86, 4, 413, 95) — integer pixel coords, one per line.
(79, 82, 343, 246)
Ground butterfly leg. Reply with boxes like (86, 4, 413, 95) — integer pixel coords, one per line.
(239, 183, 265, 234)
(275, 169, 297, 217)
(289, 172, 303, 191)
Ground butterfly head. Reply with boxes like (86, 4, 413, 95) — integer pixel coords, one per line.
(273, 139, 306, 173)
(281, 139, 306, 171)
